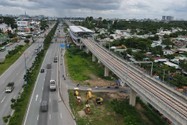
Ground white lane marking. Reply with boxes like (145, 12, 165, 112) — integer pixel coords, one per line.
(42, 86, 43, 91)
(60, 113, 62, 119)
(37, 115, 39, 121)
(23, 46, 50, 125)
(49, 98, 51, 103)
(35, 94, 38, 101)
(1, 96, 6, 103)
(49, 114, 51, 120)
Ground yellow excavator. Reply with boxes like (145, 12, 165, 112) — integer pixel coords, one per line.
(96, 97, 103, 105)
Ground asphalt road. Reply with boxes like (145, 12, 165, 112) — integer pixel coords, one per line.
(24, 24, 75, 125)
(0, 27, 53, 125)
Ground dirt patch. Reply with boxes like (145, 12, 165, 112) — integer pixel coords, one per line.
(106, 92, 129, 100)
(84, 78, 115, 87)
(78, 110, 86, 117)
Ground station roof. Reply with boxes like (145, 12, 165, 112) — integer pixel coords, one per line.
(69, 26, 94, 33)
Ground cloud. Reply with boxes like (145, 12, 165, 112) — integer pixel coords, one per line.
(0, 0, 187, 19)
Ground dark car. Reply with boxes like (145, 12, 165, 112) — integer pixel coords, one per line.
(40, 100, 48, 112)
(5, 82, 14, 93)
(40, 69, 45, 73)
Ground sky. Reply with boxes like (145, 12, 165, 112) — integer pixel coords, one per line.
(0, 0, 187, 19)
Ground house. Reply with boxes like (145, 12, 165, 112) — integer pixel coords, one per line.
(164, 61, 180, 69)
(163, 50, 175, 55)
(154, 58, 168, 63)
(151, 41, 162, 47)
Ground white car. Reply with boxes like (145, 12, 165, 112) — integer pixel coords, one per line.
(49, 80, 56, 91)
(5, 82, 14, 93)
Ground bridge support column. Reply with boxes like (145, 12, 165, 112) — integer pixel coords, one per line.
(92, 54, 96, 62)
(104, 66, 109, 77)
(129, 88, 136, 106)
(98, 60, 101, 63)
(86, 48, 89, 54)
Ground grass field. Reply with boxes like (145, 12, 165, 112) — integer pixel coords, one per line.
(66, 46, 105, 83)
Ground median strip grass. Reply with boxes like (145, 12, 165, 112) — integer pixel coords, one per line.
(0, 44, 29, 75)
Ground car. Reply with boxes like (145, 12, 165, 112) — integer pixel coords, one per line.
(5, 82, 14, 93)
(40, 100, 48, 112)
(49, 80, 56, 91)
(40, 69, 45, 73)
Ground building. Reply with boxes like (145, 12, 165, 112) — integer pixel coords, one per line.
(69, 26, 94, 45)
(162, 16, 174, 21)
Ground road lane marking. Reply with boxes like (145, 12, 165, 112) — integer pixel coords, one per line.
(49, 114, 51, 120)
(60, 113, 62, 119)
(49, 98, 51, 103)
(1, 96, 6, 103)
(23, 46, 50, 125)
(37, 115, 39, 121)
(42, 86, 43, 91)
(35, 94, 38, 101)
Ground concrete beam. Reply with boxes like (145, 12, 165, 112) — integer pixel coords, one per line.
(129, 88, 136, 106)
(104, 66, 109, 77)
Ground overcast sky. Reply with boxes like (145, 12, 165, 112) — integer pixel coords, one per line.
(0, 0, 187, 19)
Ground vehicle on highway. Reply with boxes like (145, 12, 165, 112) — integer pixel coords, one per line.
(40, 100, 48, 112)
(49, 80, 56, 91)
(40, 68, 45, 73)
(53, 56, 58, 63)
(5, 82, 14, 93)
(46, 64, 51, 69)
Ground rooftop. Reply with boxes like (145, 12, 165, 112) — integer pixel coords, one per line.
(69, 26, 94, 33)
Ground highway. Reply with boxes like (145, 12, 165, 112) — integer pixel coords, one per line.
(0, 26, 52, 125)
(23, 24, 75, 125)
(81, 38, 187, 125)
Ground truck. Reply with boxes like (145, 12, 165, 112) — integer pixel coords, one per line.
(5, 82, 14, 93)
(49, 80, 56, 91)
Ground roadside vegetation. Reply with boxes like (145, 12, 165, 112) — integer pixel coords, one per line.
(0, 44, 29, 75)
(3, 22, 58, 125)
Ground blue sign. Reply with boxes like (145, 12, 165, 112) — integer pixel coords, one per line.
(60, 43, 70, 48)
(60, 43, 65, 48)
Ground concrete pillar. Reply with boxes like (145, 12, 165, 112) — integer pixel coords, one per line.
(104, 66, 109, 77)
(98, 60, 101, 64)
(129, 88, 136, 106)
(92, 54, 96, 62)
(79, 45, 82, 50)
(86, 48, 89, 54)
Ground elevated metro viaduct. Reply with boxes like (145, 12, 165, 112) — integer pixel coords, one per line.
(68, 25, 187, 125)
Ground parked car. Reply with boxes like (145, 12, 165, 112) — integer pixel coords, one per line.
(5, 82, 14, 93)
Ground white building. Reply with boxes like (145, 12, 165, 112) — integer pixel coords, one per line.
(0, 23, 12, 33)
